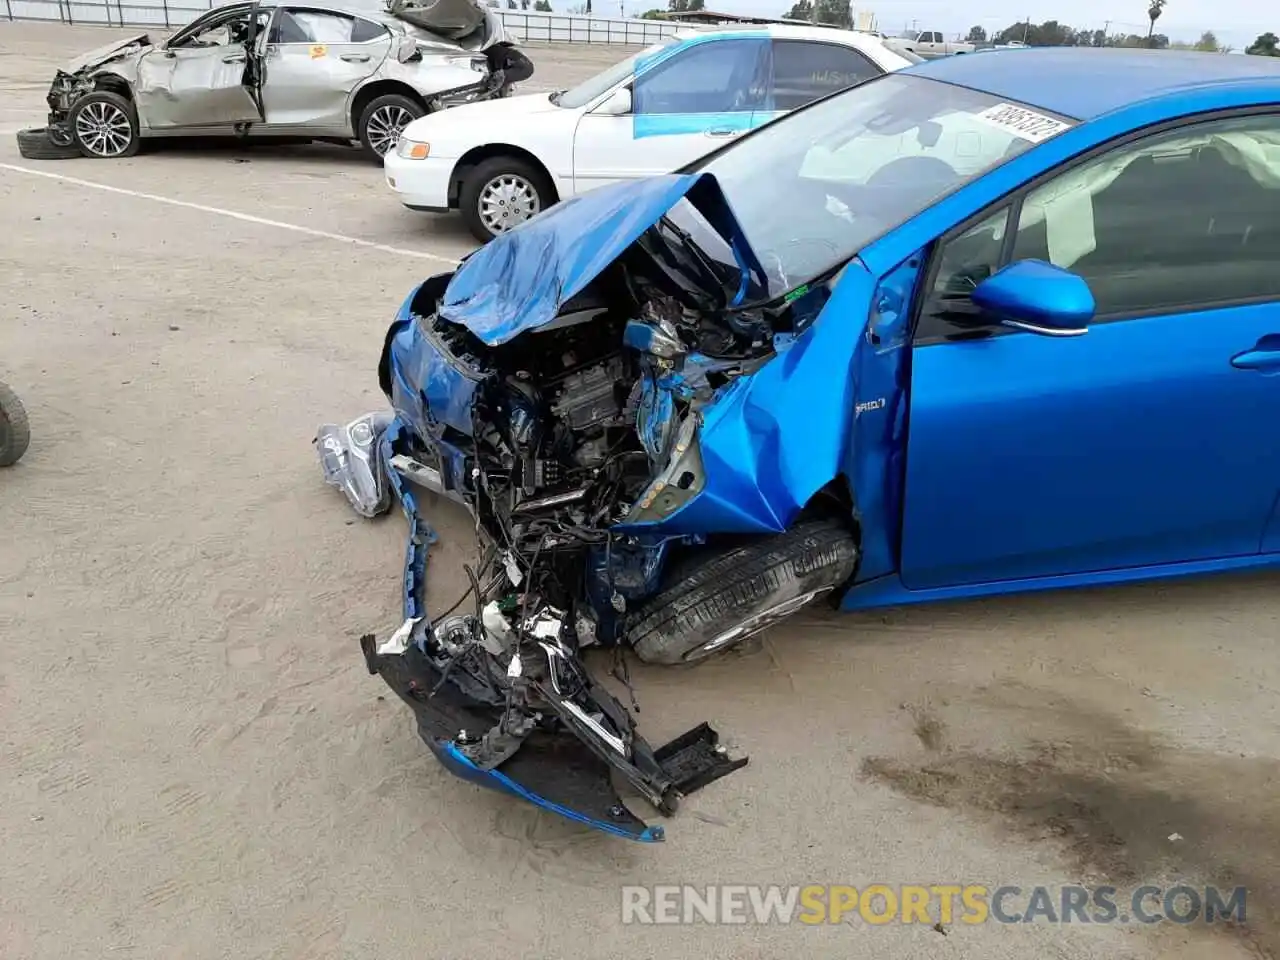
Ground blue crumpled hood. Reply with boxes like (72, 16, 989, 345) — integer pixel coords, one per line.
(439, 172, 767, 347)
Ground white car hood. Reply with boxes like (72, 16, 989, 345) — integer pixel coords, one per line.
(403, 91, 567, 143)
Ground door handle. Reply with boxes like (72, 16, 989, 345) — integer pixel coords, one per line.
(222, 53, 246, 63)
(340, 53, 371, 63)
(1231, 348, 1280, 371)
(704, 128, 742, 138)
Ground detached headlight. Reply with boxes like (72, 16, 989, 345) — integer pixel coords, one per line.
(396, 137, 430, 160)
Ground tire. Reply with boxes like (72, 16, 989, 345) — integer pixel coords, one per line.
(357, 93, 424, 164)
(458, 155, 554, 243)
(626, 518, 859, 665)
(0, 381, 31, 467)
(68, 91, 140, 159)
(15, 127, 81, 161)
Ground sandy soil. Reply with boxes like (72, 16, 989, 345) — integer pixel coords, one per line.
(1, 22, 1278, 960)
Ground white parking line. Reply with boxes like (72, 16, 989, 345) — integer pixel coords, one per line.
(0, 161, 461, 266)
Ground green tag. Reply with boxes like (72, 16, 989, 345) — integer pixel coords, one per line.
(783, 284, 810, 303)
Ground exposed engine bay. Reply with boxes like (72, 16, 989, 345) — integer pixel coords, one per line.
(318, 174, 856, 841)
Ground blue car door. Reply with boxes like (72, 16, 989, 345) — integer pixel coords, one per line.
(900, 111, 1280, 590)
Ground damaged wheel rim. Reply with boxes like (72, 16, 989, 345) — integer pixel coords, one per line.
(367, 105, 414, 157)
(478, 175, 539, 234)
(75, 102, 132, 157)
(684, 587, 832, 661)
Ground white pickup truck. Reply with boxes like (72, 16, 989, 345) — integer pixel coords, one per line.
(897, 30, 977, 57)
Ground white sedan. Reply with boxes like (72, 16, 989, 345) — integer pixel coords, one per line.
(384, 25, 917, 241)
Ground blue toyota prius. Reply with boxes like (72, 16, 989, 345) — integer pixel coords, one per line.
(335, 47, 1280, 841)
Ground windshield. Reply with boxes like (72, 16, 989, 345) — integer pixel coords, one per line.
(669, 74, 1075, 295)
(553, 39, 677, 109)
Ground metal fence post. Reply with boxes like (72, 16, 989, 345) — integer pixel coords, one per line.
(163, 0, 170, 27)
(4, 0, 13, 22)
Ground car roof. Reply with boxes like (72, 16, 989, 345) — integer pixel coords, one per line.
(678, 23, 902, 53)
(904, 46, 1280, 120)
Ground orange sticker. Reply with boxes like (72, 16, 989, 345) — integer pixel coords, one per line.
(309, 44, 327, 59)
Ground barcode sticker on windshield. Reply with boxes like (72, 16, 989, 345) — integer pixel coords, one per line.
(973, 103, 1071, 143)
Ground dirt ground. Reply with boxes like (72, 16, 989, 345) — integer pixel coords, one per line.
(2, 21, 1279, 960)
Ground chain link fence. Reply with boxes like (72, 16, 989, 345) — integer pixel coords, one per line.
(3, 0, 681, 42)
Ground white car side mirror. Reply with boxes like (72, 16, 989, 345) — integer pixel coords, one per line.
(594, 87, 632, 116)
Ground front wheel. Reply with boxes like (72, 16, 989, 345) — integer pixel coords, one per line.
(0, 381, 31, 467)
(626, 518, 859, 665)
(68, 91, 140, 159)
(458, 155, 554, 243)
(357, 94, 424, 163)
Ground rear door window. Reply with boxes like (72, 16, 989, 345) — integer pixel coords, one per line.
(770, 39, 881, 110)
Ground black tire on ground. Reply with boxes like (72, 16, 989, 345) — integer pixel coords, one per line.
(626, 518, 860, 665)
(0, 381, 31, 467)
(458, 155, 555, 243)
(357, 93, 425, 164)
(68, 91, 141, 159)
(15, 127, 82, 161)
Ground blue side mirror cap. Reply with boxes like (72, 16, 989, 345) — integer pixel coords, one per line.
(971, 259, 1094, 337)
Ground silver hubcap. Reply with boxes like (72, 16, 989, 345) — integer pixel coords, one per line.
(478, 174, 539, 233)
(366, 105, 414, 157)
(75, 101, 132, 157)
(684, 587, 832, 661)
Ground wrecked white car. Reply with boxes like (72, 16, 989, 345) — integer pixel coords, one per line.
(19, 0, 533, 162)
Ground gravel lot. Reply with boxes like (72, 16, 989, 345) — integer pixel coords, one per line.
(2, 22, 1278, 960)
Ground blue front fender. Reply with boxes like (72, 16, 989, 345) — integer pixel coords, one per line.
(616, 261, 880, 537)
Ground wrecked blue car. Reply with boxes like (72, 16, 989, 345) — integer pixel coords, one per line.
(321, 50, 1280, 840)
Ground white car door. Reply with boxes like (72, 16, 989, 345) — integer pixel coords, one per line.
(571, 36, 769, 194)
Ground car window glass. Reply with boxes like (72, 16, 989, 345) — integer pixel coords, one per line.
(173, 9, 265, 47)
(931, 207, 1010, 298)
(1010, 114, 1280, 314)
(273, 9, 358, 43)
(634, 39, 768, 115)
(351, 17, 389, 42)
(770, 40, 880, 111)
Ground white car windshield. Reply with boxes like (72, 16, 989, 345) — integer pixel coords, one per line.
(552, 39, 678, 109)
(669, 73, 1075, 295)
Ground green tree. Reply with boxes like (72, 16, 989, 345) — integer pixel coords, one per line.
(639, 6, 665, 15)
(965, 25, 987, 42)
(1246, 31, 1280, 55)
(812, 0, 851, 27)
(667, 0, 705, 10)
(1191, 30, 1220, 51)
(783, 0, 812, 18)
(1146, 0, 1166, 45)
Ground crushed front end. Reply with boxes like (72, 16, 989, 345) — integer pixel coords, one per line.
(318, 174, 848, 840)
(44, 34, 150, 146)
(348, 417, 746, 841)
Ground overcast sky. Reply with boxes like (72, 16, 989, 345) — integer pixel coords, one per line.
(626, 0, 1275, 51)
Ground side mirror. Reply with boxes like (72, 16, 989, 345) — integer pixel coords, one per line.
(594, 87, 632, 116)
(971, 259, 1094, 337)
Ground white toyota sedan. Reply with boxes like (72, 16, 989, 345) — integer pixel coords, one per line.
(384, 25, 917, 241)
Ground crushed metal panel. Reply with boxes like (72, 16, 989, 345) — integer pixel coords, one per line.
(134, 47, 261, 128)
(63, 33, 151, 74)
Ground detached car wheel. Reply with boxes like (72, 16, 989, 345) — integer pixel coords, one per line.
(626, 518, 860, 665)
(459, 156, 553, 243)
(15, 127, 81, 161)
(68, 92, 140, 159)
(358, 94, 424, 163)
(0, 381, 31, 467)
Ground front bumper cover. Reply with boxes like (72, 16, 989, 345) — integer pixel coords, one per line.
(351, 416, 747, 842)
